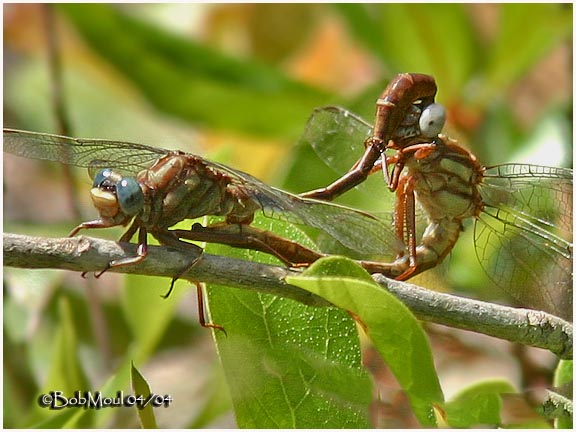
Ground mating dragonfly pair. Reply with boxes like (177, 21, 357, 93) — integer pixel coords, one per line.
(4, 73, 573, 321)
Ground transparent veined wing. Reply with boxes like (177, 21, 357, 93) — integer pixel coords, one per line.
(4, 128, 166, 177)
(299, 106, 388, 195)
(203, 157, 405, 258)
(475, 164, 573, 319)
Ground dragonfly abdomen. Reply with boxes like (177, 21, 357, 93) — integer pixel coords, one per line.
(382, 218, 464, 279)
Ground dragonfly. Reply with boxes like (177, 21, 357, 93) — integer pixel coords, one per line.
(299, 73, 573, 320)
(3, 128, 406, 274)
(4, 128, 412, 329)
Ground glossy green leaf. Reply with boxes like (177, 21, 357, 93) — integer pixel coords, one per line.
(131, 362, 158, 428)
(57, 4, 329, 139)
(287, 256, 443, 427)
(442, 379, 515, 427)
(204, 217, 372, 428)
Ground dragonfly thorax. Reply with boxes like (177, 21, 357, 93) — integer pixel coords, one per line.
(407, 136, 482, 222)
(135, 153, 260, 229)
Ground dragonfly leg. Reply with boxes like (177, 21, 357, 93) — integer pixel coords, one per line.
(395, 175, 419, 280)
(149, 229, 204, 298)
(95, 227, 150, 278)
(174, 223, 325, 267)
(388, 157, 405, 192)
(119, 221, 140, 242)
(195, 282, 226, 334)
(386, 142, 436, 193)
(70, 218, 141, 276)
(395, 219, 463, 281)
(357, 257, 409, 278)
(69, 218, 118, 237)
(359, 251, 432, 281)
(300, 142, 383, 200)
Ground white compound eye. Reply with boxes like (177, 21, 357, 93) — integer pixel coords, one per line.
(419, 103, 446, 137)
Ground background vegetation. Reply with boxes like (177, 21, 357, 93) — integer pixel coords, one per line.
(4, 3, 572, 428)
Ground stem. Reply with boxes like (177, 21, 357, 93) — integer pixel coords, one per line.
(4, 233, 572, 359)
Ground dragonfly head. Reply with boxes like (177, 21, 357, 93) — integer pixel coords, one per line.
(389, 102, 447, 152)
(91, 168, 144, 219)
(418, 103, 446, 138)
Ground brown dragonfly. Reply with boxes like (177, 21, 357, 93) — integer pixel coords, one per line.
(3, 128, 406, 272)
(300, 73, 573, 320)
(4, 128, 413, 329)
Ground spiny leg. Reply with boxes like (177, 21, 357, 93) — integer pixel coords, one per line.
(174, 223, 325, 267)
(395, 175, 419, 281)
(70, 218, 140, 278)
(92, 226, 150, 278)
(195, 282, 226, 334)
(300, 141, 383, 200)
(151, 230, 204, 299)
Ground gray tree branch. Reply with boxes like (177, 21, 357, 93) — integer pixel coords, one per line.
(4, 232, 572, 359)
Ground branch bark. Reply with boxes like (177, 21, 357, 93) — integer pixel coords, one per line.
(4, 232, 572, 359)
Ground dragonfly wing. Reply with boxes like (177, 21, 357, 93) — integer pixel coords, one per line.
(299, 106, 373, 173)
(3, 129, 167, 177)
(475, 208, 572, 320)
(207, 159, 404, 257)
(481, 164, 573, 237)
(299, 106, 387, 194)
(476, 164, 573, 319)
(284, 196, 405, 257)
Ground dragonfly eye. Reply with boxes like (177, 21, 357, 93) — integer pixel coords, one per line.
(93, 168, 113, 187)
(116, 177, 144, 216)
(419, 103, 446, 138)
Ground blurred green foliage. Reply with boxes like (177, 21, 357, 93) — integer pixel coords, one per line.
(4, 3, 571, 428)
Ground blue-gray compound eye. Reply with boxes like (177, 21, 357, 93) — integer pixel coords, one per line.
(93, 168, 113, 187)
(419, 103, 446, 138)
(116, 177, 144, 216)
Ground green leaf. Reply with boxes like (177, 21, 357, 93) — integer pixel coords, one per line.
(442, 379, 515, 427)
(204, 217, 372, 428)
(131, 362, 158, 428)
(288, 256, 444, 427)
(57, 4, 329, 139)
